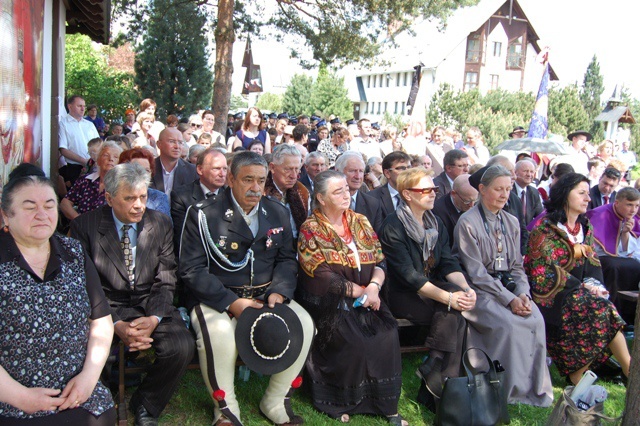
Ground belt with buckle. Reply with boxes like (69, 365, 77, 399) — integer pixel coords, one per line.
(227, 281, 271, 299)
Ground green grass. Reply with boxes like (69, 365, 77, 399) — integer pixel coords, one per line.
(122, 353, 628, 425)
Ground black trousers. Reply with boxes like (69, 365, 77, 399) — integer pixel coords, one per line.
(388, 282, 466, 378)
(110, 309, 195, 418)
(600, 255, 640, 323)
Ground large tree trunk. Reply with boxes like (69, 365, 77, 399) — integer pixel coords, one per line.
(212, 0, 235, 135)
(622, 297, 640, 425)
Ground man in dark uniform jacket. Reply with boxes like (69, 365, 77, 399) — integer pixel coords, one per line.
(170, 148, 227, 255)
(511, 159, 544, 227)
(432, 174, 478, 248)
(179, 152, 313, 426)
(588, 167, 620, 210)
(71, 163, 194, 426)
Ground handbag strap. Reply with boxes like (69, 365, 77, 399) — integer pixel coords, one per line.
(461, 347, 501, 385)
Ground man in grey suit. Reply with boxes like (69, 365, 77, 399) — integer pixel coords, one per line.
(151, 127, 198, 195)
(512, 159, 543, 226)
(335, 151, 384, 233)
(71, 163, 194, 426)
(171, 148, 227, 254)
(368, 151, 412, 217)
(432, 149, 470, 200)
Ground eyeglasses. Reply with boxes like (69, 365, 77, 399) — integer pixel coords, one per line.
(452, 163, 470, 169)
(457, 195, 478, 205)
(406, 187, 439, 195)
(191, 123, 203, 128)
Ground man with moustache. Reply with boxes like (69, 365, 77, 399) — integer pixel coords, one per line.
(263, 144, 309, 238)
(179, 151, 314, 426)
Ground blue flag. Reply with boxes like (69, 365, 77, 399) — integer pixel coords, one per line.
(527, 62, 549, 139)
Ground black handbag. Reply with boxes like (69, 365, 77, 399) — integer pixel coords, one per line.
(435, 347, 510, 426)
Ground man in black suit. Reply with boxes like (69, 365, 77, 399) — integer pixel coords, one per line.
(299, 151, 328, 193)
(512, 159, 543, 227)
(71, 163, 194, 426)
(335, 151, 384, 233)
(432, 174, 478, 248)
(368, 151, 412, 217)
(179, 152, 313, 426)
(151, 127, 197, 195)
(433, 149, 470, 201)
(170, 148, 227, 254)
(588, 167, 620, 210)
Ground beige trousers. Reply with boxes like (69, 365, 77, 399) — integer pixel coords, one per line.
(191, 301, 314, 425)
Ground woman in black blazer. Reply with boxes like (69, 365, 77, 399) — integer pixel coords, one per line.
(379, 167, 476, 401)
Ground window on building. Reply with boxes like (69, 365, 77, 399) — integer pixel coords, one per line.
(367, 75, 371, 88)
(490, 74, 499, 90)
(376, 102, 381, 114)
(507, 36, 525, 68)
(373, 75, 376, 88)
(466, 36, 481, 62)
(396, 73, 401, 86)
(364, 102, 369, 114)
(403, 72, 408, 86)
(464, 72, 478, 91)
(401, 102, 406, 114)
(384, 102, 388, 112)
(386, 75, 390, 87)
(378, 74, 383, 87)
(493, 41, 502, 57)
(394, 102, 398, 114)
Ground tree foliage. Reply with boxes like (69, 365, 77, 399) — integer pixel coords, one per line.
(309, 64, 352, 119)
(426, 83, 591, 153)
(112, 0, 481, 133)
(580, 55, 605, 138)
(256, 92, 283, 112)
(282, 74, 314, 116)
(134, 0, 213, 120)
(64, 34, 137, 122)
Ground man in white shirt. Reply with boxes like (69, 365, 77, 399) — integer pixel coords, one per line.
(558, 130, 592, 176)
(350, 118, 382, 161)
(58, 95, 100, 185)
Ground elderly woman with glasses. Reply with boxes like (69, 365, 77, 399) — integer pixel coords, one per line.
(379, 167, 476, 404)
(453, 165, 553, 407)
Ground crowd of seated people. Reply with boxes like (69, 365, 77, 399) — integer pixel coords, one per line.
(3, 97, 639, 425)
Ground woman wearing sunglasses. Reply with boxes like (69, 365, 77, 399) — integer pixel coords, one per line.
(453, 165, 553, 407)
(379, 167, 476, 407)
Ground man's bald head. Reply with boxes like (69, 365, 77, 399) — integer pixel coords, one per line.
(451, 174, 478, 212)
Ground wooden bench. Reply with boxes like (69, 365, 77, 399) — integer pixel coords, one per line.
(115, 318, 428, 424)
(618, 290, 639, 302)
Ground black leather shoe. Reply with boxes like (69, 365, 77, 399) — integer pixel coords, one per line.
(416, 356, 443, 398)
(132, 403, 158, 426)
